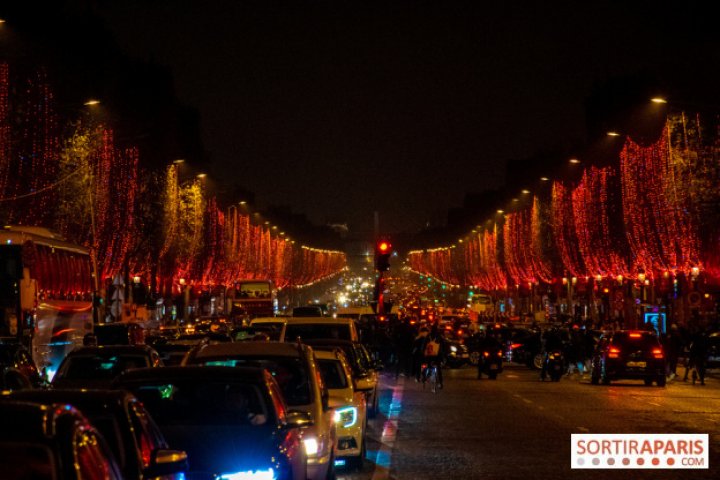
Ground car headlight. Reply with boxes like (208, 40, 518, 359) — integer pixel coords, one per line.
(450, 345, 458, 353)
(303, 437, 320, 456)
(218, 468, 276, 480)
(333, 406, 358, 428)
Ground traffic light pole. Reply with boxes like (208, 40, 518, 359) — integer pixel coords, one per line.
(376, 273, 385, 316)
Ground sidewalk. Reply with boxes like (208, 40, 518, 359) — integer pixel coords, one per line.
(666, 365, 720, 386)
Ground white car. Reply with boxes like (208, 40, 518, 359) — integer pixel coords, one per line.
(314, 348, 367, 471)
(186, 342, 337, 480)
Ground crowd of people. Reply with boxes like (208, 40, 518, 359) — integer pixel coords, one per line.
(358, 313, 716, 387)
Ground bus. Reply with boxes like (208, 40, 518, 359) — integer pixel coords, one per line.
(226, 279, 276, 320)
(0, 226, 93, 381)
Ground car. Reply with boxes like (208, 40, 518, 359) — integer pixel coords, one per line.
(302, 339, 381, 418)
(591, 330, 667, 386)
(314, 348, 367, 471)
(249, 317, 288, 341)
(3, 389, 188, 480)
(706, 332, 720, 369)
(186, 342, 337, 480)
(283, 317, 360, 343)
(505, 328, 543, 368)
(443, 332, 470, 368)
(0, 401, 123, 479)
(0, 341, 43, 388)
(114, 366, 310, 480)
(51, 345, 162, 389)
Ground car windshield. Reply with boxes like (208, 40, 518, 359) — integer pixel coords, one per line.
(197, 356, 312, 406)
(317, 359, 348, 389)
(0, 443, 56, 480)
(130, 381, 269, 427)
(285, 323, 350, 341)
(58, 354, 149, 380)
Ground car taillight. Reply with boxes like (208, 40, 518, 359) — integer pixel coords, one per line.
(510, 343, 522, 350)
(608, 347, 620, 358)
(496, 350, 502, 357)
(652, 348, 664, 359)
(483, 351, 490, 357)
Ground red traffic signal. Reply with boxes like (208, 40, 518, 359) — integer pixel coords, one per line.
(375, 240, 392, 271)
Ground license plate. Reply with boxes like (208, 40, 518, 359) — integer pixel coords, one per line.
(626, 361, 647, 368)
(490, 364, 498, 370)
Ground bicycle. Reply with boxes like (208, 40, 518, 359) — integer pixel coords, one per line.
(421, 362, 440, 393)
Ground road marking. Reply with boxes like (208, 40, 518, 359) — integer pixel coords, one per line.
(371, 378, 404, 480)
(506, 374, 519, 378)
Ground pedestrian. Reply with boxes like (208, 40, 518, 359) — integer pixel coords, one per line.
(662, 324, 682, 379)
(685, 328, 709, 385)
(412, 327, 430, 382)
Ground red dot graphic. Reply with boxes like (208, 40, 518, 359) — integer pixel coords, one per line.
(622, 458, 630, 466)
(637, 458, 645, 465)
(652, 458, 660, 466)
(667, 458, 675, 466)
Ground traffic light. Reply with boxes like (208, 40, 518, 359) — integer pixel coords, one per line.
(375, 240, 392, 271)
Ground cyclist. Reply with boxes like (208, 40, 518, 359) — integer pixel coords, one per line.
(423, 327, 446, 389)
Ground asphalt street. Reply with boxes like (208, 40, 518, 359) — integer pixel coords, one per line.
(339, 365, 720, 480)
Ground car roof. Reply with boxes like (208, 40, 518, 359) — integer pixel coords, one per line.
(313, 349, 344, 361)
(5, 389, 131, 412)
(250, 317, 287, 324)
(194, 341, 310, 359)
(285, 317, 354, 325)
(67, 345, 156, 356)
(115, 365, 268, 385)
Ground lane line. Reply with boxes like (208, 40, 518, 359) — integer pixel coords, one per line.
(371, 377, 404, 480)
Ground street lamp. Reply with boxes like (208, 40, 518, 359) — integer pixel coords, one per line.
(569, 158, 581, 164)
(607, 131, 621, 137)
(83, 99, 101, 106)
(651, 97, 668, 104)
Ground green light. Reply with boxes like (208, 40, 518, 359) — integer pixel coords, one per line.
(468, 291, 474, 297)
(441, 284, 446, 290)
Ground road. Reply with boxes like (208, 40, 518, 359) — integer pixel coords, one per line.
(339, 365, 720, 480)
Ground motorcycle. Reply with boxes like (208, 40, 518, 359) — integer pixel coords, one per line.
(541, 349, 564, 382)
(477, 347, 504, 380)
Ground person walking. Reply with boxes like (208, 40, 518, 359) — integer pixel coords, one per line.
(412, 327, 430, 382)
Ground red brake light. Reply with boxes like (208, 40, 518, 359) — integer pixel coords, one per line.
(652, 348, 664, 358)
(483, 351, 489, 357)
(608, 347, 621, 358)
(629, 332, 642, 338)
(497, 351, 502, 357)
(510, 343, 522, 349)
(457, 330, 463, 335)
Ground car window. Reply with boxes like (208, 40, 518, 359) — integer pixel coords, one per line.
(132, 381, 270, 427)
(198, 356, 312, 405)
(128, 400, 168, 468)
(74, 429, 122, 480)
(267, 380, 287, 423)
(285, 324, 350, 342)
(0, 443, 57, 480)
(317, 359, 348, 390)
(58, 354, 150, 380)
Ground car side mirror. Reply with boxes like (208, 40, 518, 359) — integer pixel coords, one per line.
(144, 449, 188, 478)
(285, 410, 313, 429)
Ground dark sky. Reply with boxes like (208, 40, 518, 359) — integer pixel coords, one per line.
(98, 0, 718, 236)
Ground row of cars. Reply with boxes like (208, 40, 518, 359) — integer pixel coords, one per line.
(0, 316, 383, 479)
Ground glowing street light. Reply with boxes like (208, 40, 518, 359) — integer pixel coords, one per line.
(569, 158, 581, 164)
(84, 99, 101, 106)
(651, 97, 667, 104)
(196, 173, 207, 179)
(521, 189, 531, 194)
(540, 176, 550, 181)
(172, 159, 185, 165)
(607, 131, 620, 137)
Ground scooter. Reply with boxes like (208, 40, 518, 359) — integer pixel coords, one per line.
(477, 347, 504, 380)
(541, 349, 564, 382)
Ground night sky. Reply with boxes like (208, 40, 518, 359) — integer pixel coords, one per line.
(98, 0, 718, 236)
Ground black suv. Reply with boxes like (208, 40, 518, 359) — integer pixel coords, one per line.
(591, 330, 666, 387)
